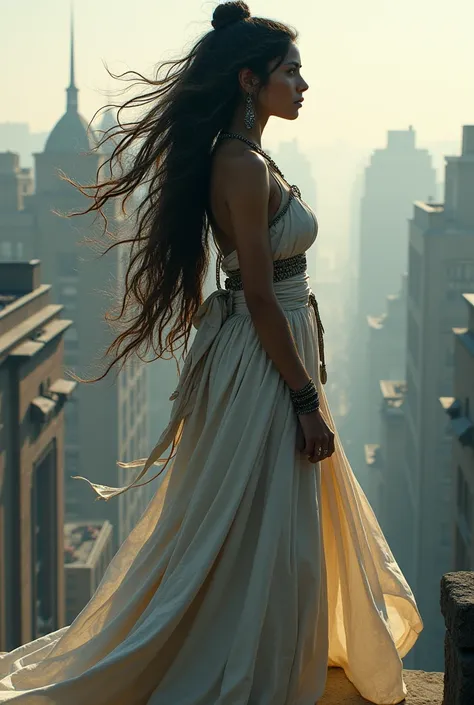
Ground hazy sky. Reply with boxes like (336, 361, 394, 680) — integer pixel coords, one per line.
(1, 0, 471, 152)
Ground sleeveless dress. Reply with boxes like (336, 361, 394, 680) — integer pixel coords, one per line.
(0, 171, 423, 705)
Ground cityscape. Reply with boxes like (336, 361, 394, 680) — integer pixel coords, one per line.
(0, 2, 473, 702)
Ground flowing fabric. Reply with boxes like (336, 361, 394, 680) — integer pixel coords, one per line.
(0, 190, 423, 705)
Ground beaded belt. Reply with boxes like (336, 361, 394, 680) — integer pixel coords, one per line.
(219, 252, 327, 385)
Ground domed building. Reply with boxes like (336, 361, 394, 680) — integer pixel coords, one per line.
(30, 12, 151, 552)
(44, 18, 94, 156)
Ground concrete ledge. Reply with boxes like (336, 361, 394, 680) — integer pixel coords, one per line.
(319, 668, 443, 705)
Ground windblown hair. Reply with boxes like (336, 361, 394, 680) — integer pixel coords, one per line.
(71, 1, 297, 380)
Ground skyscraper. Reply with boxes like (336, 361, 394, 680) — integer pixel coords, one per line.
(403, 125, 474, 669)
(346, 127, 437, 478)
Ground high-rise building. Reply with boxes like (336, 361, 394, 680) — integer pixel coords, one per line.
(403, 126, 474, 670)
(357, 126, 437, 319)
(368, 380, 407, 554)
(363, 275, 407, 462)
(0, 14, 150, 549)
(346, 127, 438, 479)
(0, 151, 34, 260)
(0, 122, 47, 168)
(441, 293, 474, 572)
(64, 520, 114, 624)
(0, 260, 75, 649)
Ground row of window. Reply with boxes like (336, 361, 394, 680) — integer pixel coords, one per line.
(408, 253, 474, 307)
(0, 241, 24, 260)
(457, 465, 473, 531)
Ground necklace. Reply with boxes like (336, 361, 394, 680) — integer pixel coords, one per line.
(216, 131, 301, 199)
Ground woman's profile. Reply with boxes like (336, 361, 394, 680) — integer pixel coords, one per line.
(0, 2, 423, 703)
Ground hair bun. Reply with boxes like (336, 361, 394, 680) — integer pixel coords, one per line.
(211, 1, 251, 30)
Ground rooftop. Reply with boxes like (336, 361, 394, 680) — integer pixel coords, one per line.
(464, 292, 474, 310)
(64, 521, 113, 566)
(367, 313, 386, 330)
(0, 293, 19, 314)
(380, 379, 406, 401)
(364, 443, 381, 467)
(320, 668, 443, 705)
(45, 111, 94, 154)
(380, 380, 406, 416)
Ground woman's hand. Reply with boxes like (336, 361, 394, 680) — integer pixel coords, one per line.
(296, 408, 335, 464)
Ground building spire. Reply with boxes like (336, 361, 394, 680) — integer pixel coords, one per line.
(66, 3, 78, 112)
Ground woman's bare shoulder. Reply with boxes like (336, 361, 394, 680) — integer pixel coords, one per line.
(212, 140, 269, 194)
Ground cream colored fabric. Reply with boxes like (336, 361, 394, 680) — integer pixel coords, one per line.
(0, 193, 423, 705)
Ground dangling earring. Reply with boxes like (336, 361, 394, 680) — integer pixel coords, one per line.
(244, 93, 256, 130)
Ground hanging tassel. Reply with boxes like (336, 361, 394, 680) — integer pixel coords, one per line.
(309, 292, 327, 385)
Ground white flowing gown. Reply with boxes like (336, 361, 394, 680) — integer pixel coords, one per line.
(0, 180, 423, 705)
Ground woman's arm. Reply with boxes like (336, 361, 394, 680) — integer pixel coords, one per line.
(221, 149, 311, 392)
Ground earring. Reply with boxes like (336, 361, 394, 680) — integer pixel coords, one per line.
(244, 93, 256, 130)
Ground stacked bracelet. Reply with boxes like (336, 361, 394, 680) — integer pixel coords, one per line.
(289, 378, 320, 415)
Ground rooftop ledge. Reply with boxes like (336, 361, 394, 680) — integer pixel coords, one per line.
(414, 201, 445, 213)
(320, 668, 443, 704)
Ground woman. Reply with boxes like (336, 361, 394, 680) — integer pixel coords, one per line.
(0, 2, 422, 704)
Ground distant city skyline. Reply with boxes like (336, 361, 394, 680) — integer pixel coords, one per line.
(1, 0, 472, 152)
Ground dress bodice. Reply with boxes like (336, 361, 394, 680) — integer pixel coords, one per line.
(219, 190, 318, 277)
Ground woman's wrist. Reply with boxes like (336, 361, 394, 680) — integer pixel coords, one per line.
(289, 377, 320, 415)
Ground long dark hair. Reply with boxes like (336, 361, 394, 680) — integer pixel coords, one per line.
(70, 1, 297, 380)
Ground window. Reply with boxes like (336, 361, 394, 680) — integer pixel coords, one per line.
(446, 261, 474, 301)
(121, 400, 127, 442)
(405, 365, 418, 426)
(0, 242, 13, 260)
(405, 423, 418, 481)
(457, 465, 473, 532)
(65, 402, 79, 444)
(61, 285, 78, 297)
(407, 310, 419, 366)
(408, 245, 422, 305)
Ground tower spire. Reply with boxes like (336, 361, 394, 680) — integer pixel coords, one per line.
(66, 3, 78, 112)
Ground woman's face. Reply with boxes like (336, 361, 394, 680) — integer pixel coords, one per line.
(257, 43, 309, 121)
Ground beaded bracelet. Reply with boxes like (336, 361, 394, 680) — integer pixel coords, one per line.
(293, 395, 320, 415)
(289, 378, 320, 415)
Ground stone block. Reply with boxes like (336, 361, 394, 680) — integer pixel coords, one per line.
(440, 572, 474, 649)
(443, 630, 474, 705)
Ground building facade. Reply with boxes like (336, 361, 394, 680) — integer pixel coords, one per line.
(0, 260, 75, 649)
(359, 278, 407, 497)
(403, 126, 474, 670)
(441, 293, 474, 572)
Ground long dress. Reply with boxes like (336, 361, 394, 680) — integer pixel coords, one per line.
(0, 176, 423, 705)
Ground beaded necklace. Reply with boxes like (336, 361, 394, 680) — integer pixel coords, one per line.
(217, 131, 301, 196)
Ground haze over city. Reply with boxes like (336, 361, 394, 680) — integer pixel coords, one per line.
(2, 0, 470, 147)
(0, 1, 473, 700)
